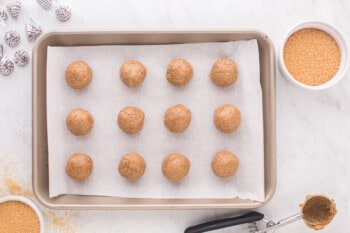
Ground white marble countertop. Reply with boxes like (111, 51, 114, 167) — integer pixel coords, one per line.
(0, 0, 349, 232)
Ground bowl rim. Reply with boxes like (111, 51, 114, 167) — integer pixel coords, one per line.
(279, 20, 349, 90)
(0, 195, 45, 233)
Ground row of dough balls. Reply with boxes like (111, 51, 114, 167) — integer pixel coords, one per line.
(65, 58, 238, 89)
(65, 151, 239, 182)
(66, 104, 241, 135)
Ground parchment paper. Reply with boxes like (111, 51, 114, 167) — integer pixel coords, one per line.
(47, 40, 264, 201)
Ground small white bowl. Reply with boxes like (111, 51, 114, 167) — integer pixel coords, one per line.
(0, 196, 45, 233)
(279, 21, 349, 90)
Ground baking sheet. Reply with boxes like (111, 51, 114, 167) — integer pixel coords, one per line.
(47, 40, 264, 201)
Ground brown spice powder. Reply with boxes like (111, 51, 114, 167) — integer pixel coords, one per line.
(0, 160, 33, 197)
(0, 201, 40, 233)
(45, 210, 77, 233)
(283, 28, 341, 86)
(5, 177, 22, 194)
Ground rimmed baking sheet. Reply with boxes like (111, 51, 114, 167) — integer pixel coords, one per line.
(33, 30, 276, 209)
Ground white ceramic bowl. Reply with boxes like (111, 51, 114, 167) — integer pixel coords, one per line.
(0, 196, 45, 233)
(279, 21, 348, 90)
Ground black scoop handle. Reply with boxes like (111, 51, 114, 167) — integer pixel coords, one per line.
(184, 211, 264, 233)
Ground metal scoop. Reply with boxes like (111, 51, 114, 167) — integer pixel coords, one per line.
(184, 211, 302, 233)
(184, 194, 336, 233)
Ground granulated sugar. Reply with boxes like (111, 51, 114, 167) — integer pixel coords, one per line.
(0, 201, 40, 233)
(283, 28, 341, 86)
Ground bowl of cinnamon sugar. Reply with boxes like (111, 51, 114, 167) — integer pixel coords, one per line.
(0, 196, 45, 233)
(279, 21, 348, 90)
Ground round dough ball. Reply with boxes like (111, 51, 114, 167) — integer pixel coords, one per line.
(65, 61, 92, 89)
(209, 58, 238, 87)
(301, 195, 337, 230)
(120, 60, 146, 87)
(65, 153, 93, 181)
(162, 153, 190, 182)
(166, 59, 193, 87)
(117, 106, 145, 134)
(118, 152, 146, 180)
(211, 151, 239, 178)
(164, 104, 191, 133)
(214, 104, 241, 133)
(66, 108, 94, 136)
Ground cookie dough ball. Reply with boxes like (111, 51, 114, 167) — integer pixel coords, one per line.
(65, 153, 93, 181)
(162, 153, 190, 182)
(164, 104, 191, 133)
(118, 152, 146, 180)
(66, 108, 94, 136)
(211, 151, 239, 178)
(166, 59, 193, 87)
(120, 60, 146, 87)
(117, 106, 145, 134)
(214, 104, 241, 133)
(209, 58, 238, 87)
(301, 195, 337, 230)
(65, 61, 92, 89)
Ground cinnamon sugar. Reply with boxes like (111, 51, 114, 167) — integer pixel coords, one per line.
(0, 201, 40, 233)
(283, 28, 341, 86)
(0, 160, 33, 197)
(46, 210, 77, 233)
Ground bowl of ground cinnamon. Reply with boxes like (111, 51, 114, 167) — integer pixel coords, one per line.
(280, 21, 348, 90)
(0, 196, 45, 233)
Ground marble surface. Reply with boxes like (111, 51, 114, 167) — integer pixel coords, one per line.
(0, 0, 349, 232)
